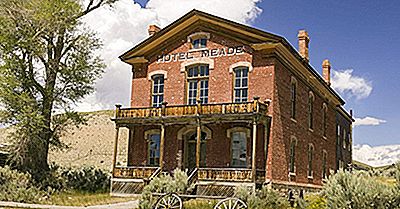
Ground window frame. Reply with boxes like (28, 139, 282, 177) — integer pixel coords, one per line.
(145, 129, 161, 167)
(290, 77, 297, 120)
(186, 64, 209, 105)
(233, 66, 249, 103)
(289, 137, 297, 174)
(322, 150, 328, 179)
(307, 144, 314, 178)
(151, 74, 165, 107)
(308, 91, 315, 130)
(322, 103, 328, 137)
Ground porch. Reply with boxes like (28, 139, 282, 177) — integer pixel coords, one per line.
(110, 98, 271, 196)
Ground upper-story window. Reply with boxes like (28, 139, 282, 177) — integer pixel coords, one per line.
(290, 77, 297, 120)
(234, 67, 249, 103)
(192, 38, 207, 49)
(343, 128, 347, 149)
(322, 103, 328, 137)
(151, 75, 164, 107)
(308, 92, 314, 130)
(187, 65, 209, 105)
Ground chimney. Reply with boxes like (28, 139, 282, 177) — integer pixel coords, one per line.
(322, 59, 331, 85)
(148, 25, 160, 36)
(298, 30, 310, 62)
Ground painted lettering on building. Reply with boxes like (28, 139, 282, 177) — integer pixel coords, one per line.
(157, 46, 245, 63)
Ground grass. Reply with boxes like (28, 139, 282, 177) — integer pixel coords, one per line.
(40, 191, 137, 206)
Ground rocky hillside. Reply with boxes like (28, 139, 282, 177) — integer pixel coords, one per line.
(0, 110, 129, 171)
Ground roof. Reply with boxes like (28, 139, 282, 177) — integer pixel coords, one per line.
(120, 9, 346, 105)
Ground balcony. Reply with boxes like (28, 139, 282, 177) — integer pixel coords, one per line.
(114, 99, 270, 125)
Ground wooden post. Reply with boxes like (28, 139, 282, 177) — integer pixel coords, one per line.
(112, 126, 120, 174)
(252, 119, 257, 182)
(160, 102, 167, 170)
(196, 99, 202, 168)
(160, 124, 165, 170)
(112, 104, 122, 176)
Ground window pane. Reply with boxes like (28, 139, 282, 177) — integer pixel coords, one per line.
(149, 134, 161, 166)
(232, 132, 247, 167)
(200, 39, 207, 48)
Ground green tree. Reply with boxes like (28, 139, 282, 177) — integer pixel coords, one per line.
(0, 0, 116, 178)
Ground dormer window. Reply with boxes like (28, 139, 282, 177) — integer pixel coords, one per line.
(187, 32, 210, 50)
(192, 38, 207, 49)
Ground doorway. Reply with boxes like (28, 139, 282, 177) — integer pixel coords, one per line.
(184, 132, 207, 172)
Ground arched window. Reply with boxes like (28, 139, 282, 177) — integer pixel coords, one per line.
(308, 144, 314, 178)
(145, 130, 161, 166)
(151, 75, 164, 107)
(308, 92, 314, 129)
(187, 65, 209, 105)
(322, 103, 328, 137)
(289, 137, 297, 174)
(187, 32, 210, 49)
(322, 150, 327, 179)
(233, 67, 249, 103)
(290, 77, 297, 119)
(231, 131, 247, 167)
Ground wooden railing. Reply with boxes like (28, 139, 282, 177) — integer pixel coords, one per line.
(115, 99, 269, 119)
(198, 168, 253, 182)
(113, 166, 160, 179)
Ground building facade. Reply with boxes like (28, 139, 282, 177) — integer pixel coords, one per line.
(111, 10, 353, 196)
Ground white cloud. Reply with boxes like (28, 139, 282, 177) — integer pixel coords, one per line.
(331, 69, 372, 100)
(354, 116, 386, 127)
(77, 0, 262, 111)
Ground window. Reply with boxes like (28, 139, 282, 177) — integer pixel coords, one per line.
(148, 133, 161, 166)
(308, 144, 314, 177)
(322, 150, 327, 179)
(234, 67, 249, 103)
(289, 138, 296, 173)
(308, 92, 314, 129)
(187, 65, 209, 105)
(322, 103, 328, 137)
(151, 75, 164, 107)
(290, 78, 297, 119)
(343, 128, 347, 149)
(231, 131, 247, 167)
(192, 38, 207, 49)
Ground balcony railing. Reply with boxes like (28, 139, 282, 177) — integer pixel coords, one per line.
(198, 168, 253, 182)
(115, 99, 269, 119)
(113, 166, 160, 179)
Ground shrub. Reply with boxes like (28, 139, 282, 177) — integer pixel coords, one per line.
(234, 186, 289, 209)
(61, 166, 110, 193)
(0, 166, 45, 203)
(139, 169, 188, 209)
(324, 170, 400, 209)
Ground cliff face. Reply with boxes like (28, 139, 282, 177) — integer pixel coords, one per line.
(0, 110, 128, 171)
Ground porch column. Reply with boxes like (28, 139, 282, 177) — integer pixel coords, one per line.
(196, 119, 201, 168)
(196, 99, 202, 168)
(252, 119, 257, 182)
(159, 124, 165, 170)
(112, 126, 120, 171)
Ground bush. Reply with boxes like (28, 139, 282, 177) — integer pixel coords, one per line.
(0, 166, 46, 203)
(234, 186, 289, 209)
(323, 170, 400, 209)
(139, 169, 188, 209)
(61, 166, 110, 193)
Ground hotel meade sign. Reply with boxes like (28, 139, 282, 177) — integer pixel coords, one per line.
(156, 46, 245, 63)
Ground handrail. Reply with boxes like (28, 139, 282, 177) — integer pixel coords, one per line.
(187, 168, 198, 186)
(149, 167, 162, 180)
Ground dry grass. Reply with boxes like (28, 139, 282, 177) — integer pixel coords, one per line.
(41, 191, 137, 206)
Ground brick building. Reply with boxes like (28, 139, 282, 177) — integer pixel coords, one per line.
(110, 10, 353, 196)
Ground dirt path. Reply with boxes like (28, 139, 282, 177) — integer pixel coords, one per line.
(0, 200, 138, 209)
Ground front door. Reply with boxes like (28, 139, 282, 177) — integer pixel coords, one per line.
(185, 132, 206, 172)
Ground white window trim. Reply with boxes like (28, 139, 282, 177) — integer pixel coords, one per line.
(180, 58, 214, 72)
(148, 70, 168, 80)
(229, 61, 253, 73)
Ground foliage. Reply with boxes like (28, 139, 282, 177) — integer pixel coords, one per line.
(323, 170, 400, 209)
(184, 199, 216, 209)
(61, 166, 110, 193)
(0, 166, 46, 203)
(0, 0, 116, 178)
(139, 169, 188, 209)
(234, 186, 289, 209)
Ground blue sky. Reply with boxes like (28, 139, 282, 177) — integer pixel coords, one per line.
(100, 0, 400, 146)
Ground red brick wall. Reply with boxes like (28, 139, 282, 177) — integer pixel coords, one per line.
(269, 60, 338, 185)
